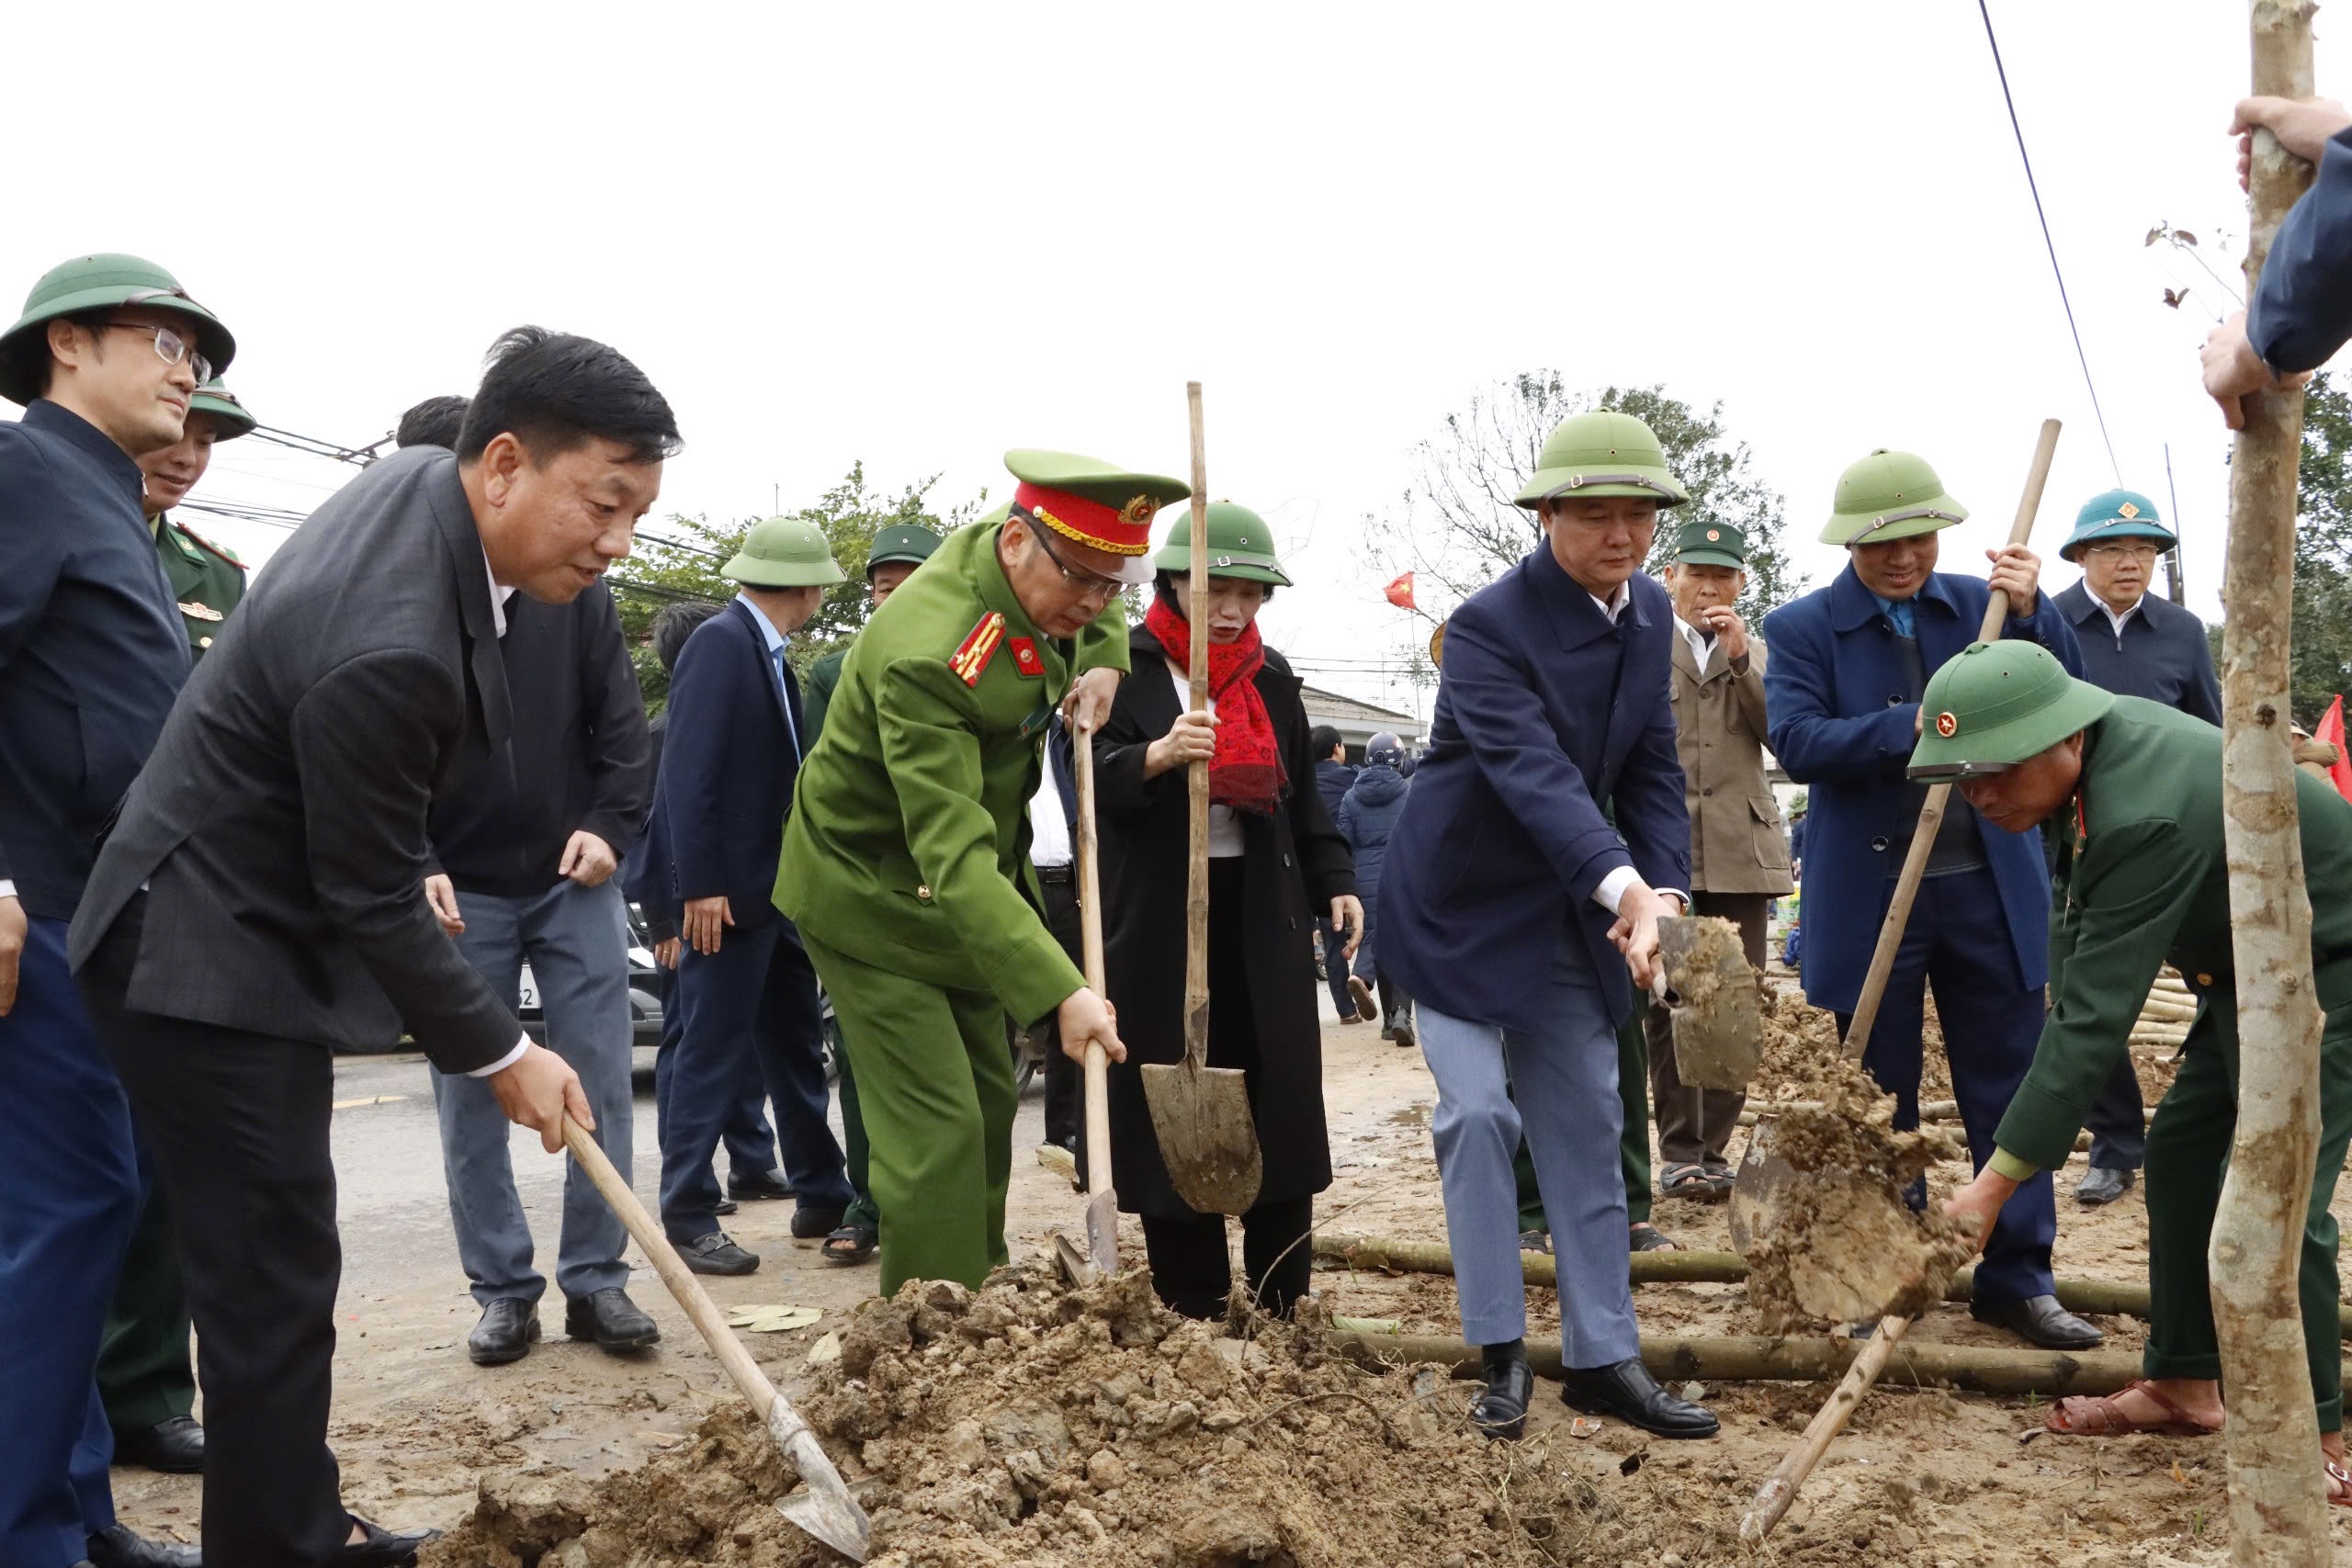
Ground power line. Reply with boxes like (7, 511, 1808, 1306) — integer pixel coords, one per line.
(1975, 0, 2122, 483)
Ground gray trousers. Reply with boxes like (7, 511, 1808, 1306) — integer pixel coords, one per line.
(429, 878, 635, 1306)
(1420, 943, 1639, 1367)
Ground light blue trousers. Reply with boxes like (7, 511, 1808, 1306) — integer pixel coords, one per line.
(428, 878, 636, 1306)
(1419, 944, 1639, 1368)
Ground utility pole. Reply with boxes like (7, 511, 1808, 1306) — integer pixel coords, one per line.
(2212, 4, 2327, 1560)
(2163, 442, 2188, 604)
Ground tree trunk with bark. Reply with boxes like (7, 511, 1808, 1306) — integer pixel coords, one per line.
(2215, 5, 2328, 1559)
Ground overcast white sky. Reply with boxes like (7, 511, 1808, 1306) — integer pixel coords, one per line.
(6, 1, 2324, 719)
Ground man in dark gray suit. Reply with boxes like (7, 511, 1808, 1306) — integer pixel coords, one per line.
(71, 327, 680, 1568)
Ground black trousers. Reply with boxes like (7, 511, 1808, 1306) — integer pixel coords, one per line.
(1033, 870, 1084, 1151)
(80, 905, 351, 1568)
(1138, 1195, 1315, 1322)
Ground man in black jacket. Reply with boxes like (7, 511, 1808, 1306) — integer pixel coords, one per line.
(71, 326, 678, 1568)
(422, 579, 656, 1367)
(0, 251, 233, 1568)
(1307, 725, 1361, 1021)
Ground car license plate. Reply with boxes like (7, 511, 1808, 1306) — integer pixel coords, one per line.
(517, 964, 539, 1010)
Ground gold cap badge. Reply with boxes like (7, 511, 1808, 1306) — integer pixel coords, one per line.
(1935, 712, 1959, 738)
(2117, 501, 2141, 519)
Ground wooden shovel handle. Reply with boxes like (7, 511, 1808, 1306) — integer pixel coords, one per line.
(1182, 382, 1213, 1074)
(560, 1115, 780, 1423)
(1740, 1314, 1914, 1544)
(1073, 731, 1114, 1180)
(1838, 419, 2060, 1062)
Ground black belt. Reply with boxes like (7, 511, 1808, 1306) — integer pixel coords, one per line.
(1036, 863, 1075, 884)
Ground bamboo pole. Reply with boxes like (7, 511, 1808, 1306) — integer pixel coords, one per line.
(2215, 6, 2329, 1560)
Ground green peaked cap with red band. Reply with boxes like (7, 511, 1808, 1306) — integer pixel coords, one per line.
(1004, 448, 1192, 587)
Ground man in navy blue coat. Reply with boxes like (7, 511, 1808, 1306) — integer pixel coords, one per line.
(0, 253, 233, 1568)
(652, 516, 855, 1273)
(2202, 95, 2352, 427)
(1761, 448, 2098, 1351)
(1383, 412, 1713, 1444)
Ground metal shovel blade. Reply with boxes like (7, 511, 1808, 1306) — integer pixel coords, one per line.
(1657, 915, 1762, 1092)
(1727, 1115, 1799, 1256)
(1084, 1185, 1120, 1279)
(1140, 1057, 1263, 1215)
(771, 1404, 873, 1562)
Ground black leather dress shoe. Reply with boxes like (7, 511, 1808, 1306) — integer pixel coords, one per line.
(334, 1516, 441, 1567)
(729, 1168, 793, 1201)
(790, 1203, 848, 1239)
(1469, 1347, 1533, 1440)
(714, 1196, 739, 1215)
(1972, 1292, 2104, 1350)
(566, 1287, 661, 1352)
(466, 1298, 540, 1366)
(85, 1525, 199, 1568)
(680, 1231, 761, 1275)
(2074, 1166, 2135, 1206)
(1560, 1356, 1720, 1438)
(112, 1413, 204, 1473)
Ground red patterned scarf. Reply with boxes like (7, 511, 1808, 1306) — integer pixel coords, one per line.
(1144, 596, 1285, 815)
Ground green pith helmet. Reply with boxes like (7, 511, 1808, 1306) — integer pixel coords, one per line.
(1513, 411, 1690, 511)
(1152, 501, 1292, 586)
(188, 378, 254, 441)
(866, 523, 941, 576)
(0, 253, 236, 408)
(1906, 640, 2115, 779)
(723, 515, 847, 589)
(1668, 518, 1747, 569)
(2060, 488, 2177, 562)
(1822, 450, 1968, 546)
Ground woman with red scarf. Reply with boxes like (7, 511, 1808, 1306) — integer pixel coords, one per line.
(1092, 503, 1363, 1321)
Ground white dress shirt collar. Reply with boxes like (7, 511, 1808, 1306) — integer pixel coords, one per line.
(742, 594, 792, 658)
(481, 549, 518, 637)
(2096, 592, 2144, 640)
(1589, 580, 1631, 625)
(1676, 613, 1715, 675)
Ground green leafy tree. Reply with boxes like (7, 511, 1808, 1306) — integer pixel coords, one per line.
(613, 463, 984, 711)
(1362, 377, 1802, 690)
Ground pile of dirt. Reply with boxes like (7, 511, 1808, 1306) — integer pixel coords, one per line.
(1741, 1055, 1976, 1331)
(1751, 977, 1952, 1106)
(423, 1264, 1607, 1567)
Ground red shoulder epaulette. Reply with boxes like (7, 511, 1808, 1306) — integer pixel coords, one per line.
(950, 612, 1007, 687)
(173, 520, 247, 573)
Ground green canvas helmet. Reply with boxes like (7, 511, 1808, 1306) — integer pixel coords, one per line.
(2059, 488, 2176, 562)
(0, 253, 236, 408)
(723, 515, 847, 589)
(1822, 450, 1969, 546)
(1907, 640, 2114, 779)
(1152, 501, 1292, 586)
(1513, 411, 1690, 510)
(866, 522, 941, 574)
(188, 378, 254, 441)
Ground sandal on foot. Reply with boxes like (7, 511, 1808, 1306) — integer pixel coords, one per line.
(2328, 1459, 2352, 1506)
(820, 1224, 878, 1265)
(1628, 1223, 1681, 1252)
(1518, 1229, 1553, 1255)
(1659, 1162, 1716, 1201)
(2046, 1379, 2222, 1437)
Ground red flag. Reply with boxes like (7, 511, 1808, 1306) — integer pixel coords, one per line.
(2318, 694, 2352, 803)
(1385, 571, 1416, 610)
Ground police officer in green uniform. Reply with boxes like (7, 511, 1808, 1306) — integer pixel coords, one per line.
(775, 449, 1182, 1293)
(139, 378, 252, 662)
(96, 379, 255, 1475)
(1922, 641, 2352, 1500)
(798, 519, 943, 1264)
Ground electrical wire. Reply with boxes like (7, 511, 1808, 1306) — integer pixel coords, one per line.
(1976, 0, 2123, 484)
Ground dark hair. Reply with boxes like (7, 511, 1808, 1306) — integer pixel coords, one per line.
(1308, 725, 1343, 759)
(456, 325, 680, 467)
(651, 601, 722, 673)
(395, 394, 470, 450)
(1151, 571, 1275, 606)
(6, 310, 118, 400)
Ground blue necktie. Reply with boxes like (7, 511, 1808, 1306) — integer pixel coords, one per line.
(770, 645, 803, 761)
(1874, 594, 1917, 637)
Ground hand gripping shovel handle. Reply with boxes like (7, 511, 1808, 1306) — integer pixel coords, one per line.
(1837, 417, 2062, 1064)
(560, 1117, 871, 1562)
(1072, 729, 1120, 1278)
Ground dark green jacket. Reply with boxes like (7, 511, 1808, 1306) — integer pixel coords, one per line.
(774, 520, 1127, 1025)
(1995, 696, 2352, 1172)
(803, 644, 848, 744)
(155, 514, 246, 660)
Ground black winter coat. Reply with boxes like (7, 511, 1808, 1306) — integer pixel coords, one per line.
(1093, 628, 1356, 1214)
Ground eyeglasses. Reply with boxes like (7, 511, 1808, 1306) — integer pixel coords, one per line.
(2084, 541, 2162, 561)
(97, 321, 212, 385)
(1025, 517, 1126, 602)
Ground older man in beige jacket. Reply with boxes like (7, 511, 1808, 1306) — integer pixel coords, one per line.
(1645, 519, 1793, 1200)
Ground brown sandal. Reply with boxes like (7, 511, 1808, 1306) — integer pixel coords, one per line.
(2328, 1459, 2352, 1506)
(2046, 1379, 2222, 1437)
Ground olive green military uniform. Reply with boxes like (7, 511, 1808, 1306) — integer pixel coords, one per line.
(1915, 645, 2352, 1429)
(775, 506, 1151, 1292)
(154, 518, 244, 660)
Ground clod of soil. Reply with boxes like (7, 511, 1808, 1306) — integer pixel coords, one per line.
(423, 1264, 1608, 1567)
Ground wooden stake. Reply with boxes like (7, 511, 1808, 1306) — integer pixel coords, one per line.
(1183, 383, 1212, 1078)
(2215, 4, 2329, 1558)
